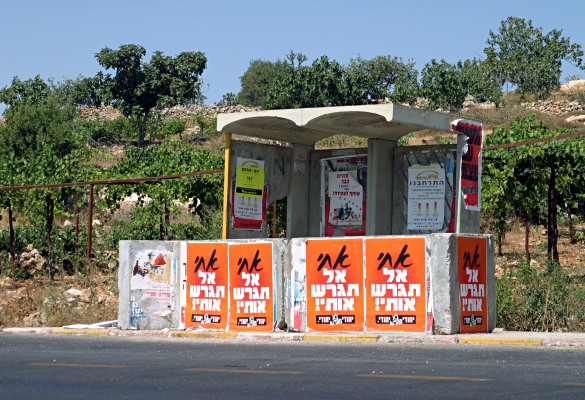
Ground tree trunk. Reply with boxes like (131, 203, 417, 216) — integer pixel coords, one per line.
(75, 191, 80, 274)
(547, 169, 553, 257)
(8, 201, 15, 281)
(46, 195, 55, 279)
(164, 202, 170, 240)
(549, 167, 559, 264)
(159, 202, 165, 240)
(566, 202, 576, 243)
(497, 232, 502, 256)
(525, 212, 530, 263)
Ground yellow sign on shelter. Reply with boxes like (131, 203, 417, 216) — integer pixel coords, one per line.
(235, 157, 265, 199)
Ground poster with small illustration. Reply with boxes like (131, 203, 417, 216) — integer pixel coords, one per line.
(320, 155, 367, 237)
(365, 237, 427, 332)
(306, 238, 364, 332)
(228, 242, 274, 332)
(130, 249, 173, 307)
(185, 243, 229, 331)
(458, 236, 488, 333)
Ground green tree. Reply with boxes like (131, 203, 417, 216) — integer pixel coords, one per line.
(484, 16, 585, 98)
(420, 59, 500, 110)
(264, 55, 376, 109)
(236, 58, 288, 107)
(346, 55, 419, 104)
(95, 44, 207, 146)
(0, 76, 80, 158)
(100, 142, 223, 241)
(483, 114, 585, 264)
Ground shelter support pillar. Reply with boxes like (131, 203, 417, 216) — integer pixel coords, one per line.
(287, 144, 313, 239)
(222, 133, 232, 239)
(455, 134, 480, 233)
(366, 139, 396, 236)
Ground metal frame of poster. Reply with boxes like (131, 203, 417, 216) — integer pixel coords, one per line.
(184, 242, 229, 331)
(364, 237, 428, 333)
(452, 119, 484, 211)
(458, 236, 488, 333)
(320, 155, 367, 237)
(306, 238, 365, 332)
(228, 242, 275, 332)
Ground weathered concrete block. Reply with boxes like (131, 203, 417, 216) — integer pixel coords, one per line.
(118, 241, 181, 330)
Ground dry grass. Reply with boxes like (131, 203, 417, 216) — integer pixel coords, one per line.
(0, 271, 118, 328)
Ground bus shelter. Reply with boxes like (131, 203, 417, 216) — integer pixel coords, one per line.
(118, 104, 495, 335)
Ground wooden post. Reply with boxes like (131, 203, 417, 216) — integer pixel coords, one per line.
(222, 133, 232, 239)
(273, 200, 277, 238)
(87, 184, 94, 266)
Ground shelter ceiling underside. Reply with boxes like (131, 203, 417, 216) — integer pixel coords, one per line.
(217, 105, 481, 146)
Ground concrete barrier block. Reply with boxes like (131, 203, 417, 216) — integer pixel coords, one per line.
(429, 234, 459, 335)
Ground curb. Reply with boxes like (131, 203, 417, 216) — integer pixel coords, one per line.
(171, 332, 237, 340)
(304, 334, 379, 343)
(4, 328, 585, 347)
(51, 329, 111, 336)
(458, 338, 542, 346)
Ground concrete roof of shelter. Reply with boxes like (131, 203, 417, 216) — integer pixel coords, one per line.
(217, 103, 482, 146)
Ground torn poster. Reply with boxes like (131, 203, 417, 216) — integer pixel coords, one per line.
(452, 119, 483, 211)
(130, 249, 173, 307)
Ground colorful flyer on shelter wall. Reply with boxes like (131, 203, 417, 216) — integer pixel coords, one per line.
(235, 157, 265, 198)
(306, 238, 364, 332)
(452, 119, 483, 211)
(228, 242, 274, 332)
(231, 180, 267, 231)
(407, 166, 446, 230)
(232, 157, 266, 229)
(130, 249, 173, 307)
(320, 155, 367, 237)
(185, 243, 229, 331)
(458, 236, 488, 333)
(365, 237, 426, 333)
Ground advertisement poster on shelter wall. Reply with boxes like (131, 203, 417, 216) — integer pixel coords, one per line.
(452, 119, 484, 211)
(407, 166, 445, 230)
(458, 236, 488, 333)
(131, 249, 173, 307)
(231, 157, 267, 230)
(306, 238, 364, 332)
(365, 237, 427, 333)
(320, 155, 367, 237)
(228, 242, 274, 332)
(185, 243, 229, 330)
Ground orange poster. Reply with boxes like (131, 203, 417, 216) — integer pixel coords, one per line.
(185, 242, 229, 330)
(228, 242, 274, 332)
(458, 236, 488, 333)
(306, 238, 364, 332)
(365, 237, 426, 332)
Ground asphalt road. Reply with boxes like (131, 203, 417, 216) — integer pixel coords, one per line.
(1, 333, 585, 399)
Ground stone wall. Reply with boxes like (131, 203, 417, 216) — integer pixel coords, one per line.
(78, 104, 260, 121)
(519, 100, 585, 117)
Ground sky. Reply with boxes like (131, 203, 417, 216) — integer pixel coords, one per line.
(1, 0, 584, 113)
